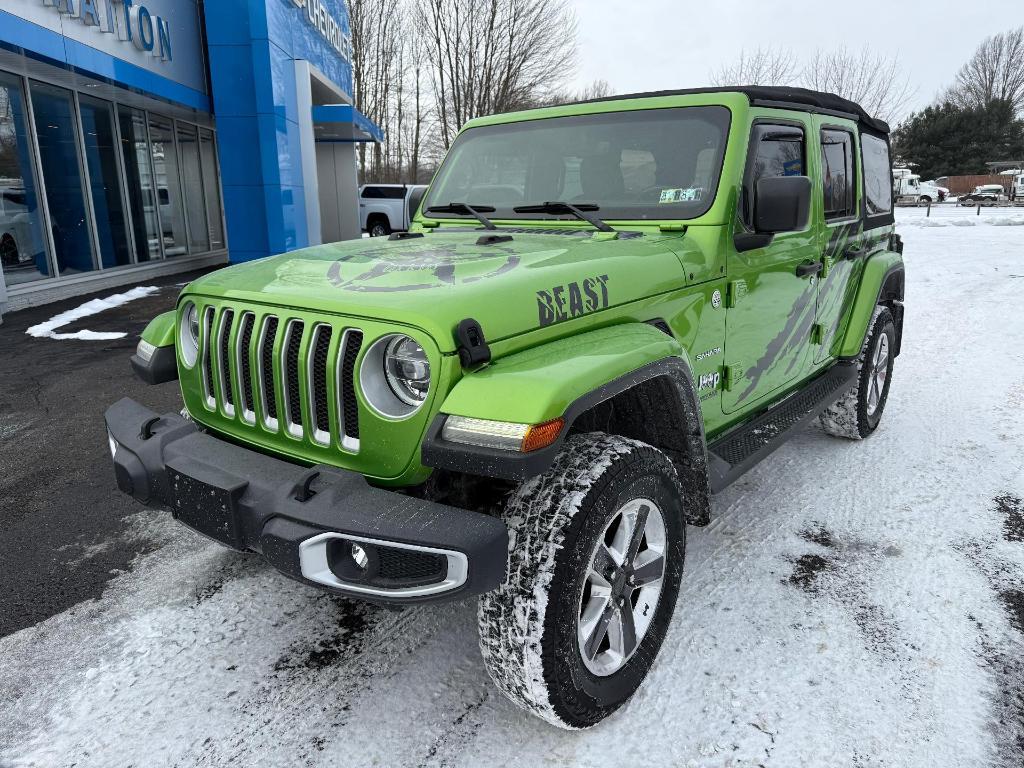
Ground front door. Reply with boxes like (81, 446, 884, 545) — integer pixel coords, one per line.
(723, 119, 820, 414)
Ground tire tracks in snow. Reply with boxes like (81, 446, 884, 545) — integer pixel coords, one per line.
(954, 493, 1024, 768)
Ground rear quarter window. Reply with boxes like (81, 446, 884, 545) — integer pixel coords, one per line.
(861, 133, 893, 217)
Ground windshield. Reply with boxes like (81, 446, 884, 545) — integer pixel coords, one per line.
(424, 106, 731, 223)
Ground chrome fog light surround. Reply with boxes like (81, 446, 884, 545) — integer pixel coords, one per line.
(298, 532, 468, 598)
(359, 334, 431, 420)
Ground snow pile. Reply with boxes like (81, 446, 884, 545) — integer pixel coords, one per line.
(25, 286, 159, 341)
(1, 211, 1023, 766)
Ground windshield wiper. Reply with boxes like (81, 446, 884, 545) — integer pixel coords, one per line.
(426, 203, 497, 230)
(512, 202, 614, 232)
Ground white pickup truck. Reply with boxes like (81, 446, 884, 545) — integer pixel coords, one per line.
(359, 184, 428, 237)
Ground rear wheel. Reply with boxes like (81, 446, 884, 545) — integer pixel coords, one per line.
(478, 432, 686, 729)
(368, 218, 391, 238)
(819, 306, 896, 439)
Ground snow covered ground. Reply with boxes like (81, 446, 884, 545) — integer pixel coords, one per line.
(2, 207, 1023, 767)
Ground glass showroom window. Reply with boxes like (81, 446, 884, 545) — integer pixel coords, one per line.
(0, 72, 50, 286)
(199, 128, 224, 250)
(147, 115, 187, 257)
(79, 95, 132, 268)
(30, 81, 95, 277)
(118, 106, 161, 261)
(176, 121, 209, 253)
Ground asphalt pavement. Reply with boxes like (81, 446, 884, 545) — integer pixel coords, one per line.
(0, 271, 213, 637)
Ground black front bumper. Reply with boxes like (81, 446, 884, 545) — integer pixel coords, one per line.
(104, 398, 508, 604)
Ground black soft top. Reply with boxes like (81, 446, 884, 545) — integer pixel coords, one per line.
(583, 86, 890, 134)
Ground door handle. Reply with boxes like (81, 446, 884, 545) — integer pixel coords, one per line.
(796, 261, 823, 277)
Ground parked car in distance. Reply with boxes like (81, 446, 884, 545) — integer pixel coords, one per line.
(959, 184, 1007, 206)
(359, 183, 428, 237)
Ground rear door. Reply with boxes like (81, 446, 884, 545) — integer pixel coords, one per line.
(813, 121, 867, 364)
(723, 117, 820, 414)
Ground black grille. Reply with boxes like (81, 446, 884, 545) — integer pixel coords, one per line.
(218, 310, 234, 408)
(202, 308, 215, 399)
(341, 330, 363, 440)
(239, 314, 255, 415)
(261, 316, 279, 421)
(377, 548, 447, 583)
(285, 322, 304, 427)
(312, 325, 332, 433)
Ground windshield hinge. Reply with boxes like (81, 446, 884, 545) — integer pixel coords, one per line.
(658, 223, 686, 232)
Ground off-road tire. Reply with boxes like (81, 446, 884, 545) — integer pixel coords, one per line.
(819, 306, 896, 439)
(478, 432, 686, 729)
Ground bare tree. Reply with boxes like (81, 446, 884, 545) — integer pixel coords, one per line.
(348, 0, 404, 179)
(415, 0, 578, 148)
(710, 47, 799, 87)
(710, 45, 915, 124)
(950, 26, 1024, 115)
(801, 47, 915, 125)
(575, 79, 613, 101)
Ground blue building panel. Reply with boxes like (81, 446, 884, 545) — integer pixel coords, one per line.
(205, 0, 354, 262)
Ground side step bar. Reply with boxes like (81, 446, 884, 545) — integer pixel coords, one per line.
(707, 362, 858, 493)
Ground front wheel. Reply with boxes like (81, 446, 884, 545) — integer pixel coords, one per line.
(819, 306, 896, 439)
(478, 432, 686, 729)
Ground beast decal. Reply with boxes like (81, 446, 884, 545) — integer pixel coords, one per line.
(537, 275, 610, 327)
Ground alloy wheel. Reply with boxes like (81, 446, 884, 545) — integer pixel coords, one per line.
(577, 498, 667, 677)
(866, 333, 890, 416)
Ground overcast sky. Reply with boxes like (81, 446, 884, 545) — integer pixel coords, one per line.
(566, 0, 1020, 122)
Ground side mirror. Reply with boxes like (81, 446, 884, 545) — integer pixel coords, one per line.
(754, 176, 811, 234)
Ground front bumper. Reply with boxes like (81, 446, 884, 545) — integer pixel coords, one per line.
(104, 398, 508, 604)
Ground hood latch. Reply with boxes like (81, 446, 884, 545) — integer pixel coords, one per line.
(456, 318, 491, 368)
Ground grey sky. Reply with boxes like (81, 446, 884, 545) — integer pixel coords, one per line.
(566, 0, 1020, 122)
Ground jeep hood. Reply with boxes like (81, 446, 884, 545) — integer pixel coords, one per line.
(186, 231, 704, 352)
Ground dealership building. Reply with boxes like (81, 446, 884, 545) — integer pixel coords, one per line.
(0, 0, 380, 320)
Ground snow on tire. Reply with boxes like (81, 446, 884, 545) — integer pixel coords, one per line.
(478, 432, 686, 729)
(819, 305, 896, 439)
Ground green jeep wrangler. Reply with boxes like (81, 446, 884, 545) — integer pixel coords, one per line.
(106, 86, 905, 729)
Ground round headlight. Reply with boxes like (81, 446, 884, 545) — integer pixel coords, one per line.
(384, 335, 430, 405)
(359, 334, 431, 419)
(179, 302, 199, 367)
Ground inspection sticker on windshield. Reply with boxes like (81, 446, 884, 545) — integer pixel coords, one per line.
(658, 188, 703, 204)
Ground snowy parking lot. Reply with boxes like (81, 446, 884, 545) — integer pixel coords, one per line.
(1, 207, 1023, 767)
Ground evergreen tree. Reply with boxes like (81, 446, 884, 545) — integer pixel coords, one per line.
(893, 99, 1024, 180)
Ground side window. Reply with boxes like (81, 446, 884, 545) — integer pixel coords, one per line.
(408, 186, 427, 217)
(821, 129, 856, 220)
(744, 124, 806, 224)
(382, 187, 407, 200)
(861, 133, 893, 217)
(362, 186, 383, 199)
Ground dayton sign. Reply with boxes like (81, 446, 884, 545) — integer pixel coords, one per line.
(41, 0, 172, 61)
